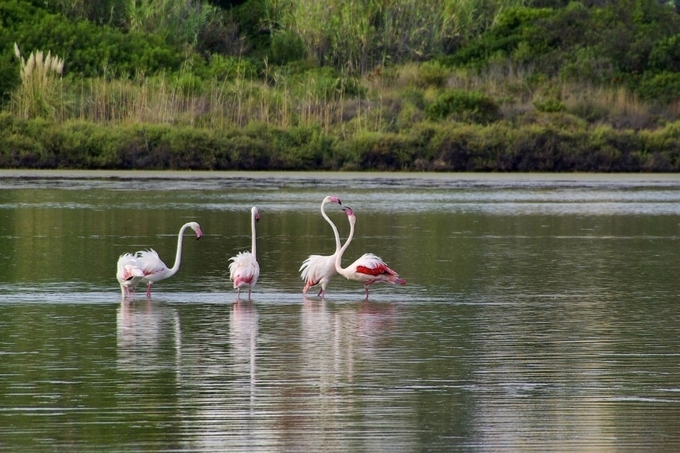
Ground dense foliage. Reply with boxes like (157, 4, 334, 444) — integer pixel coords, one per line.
(1, 0, 680, 171)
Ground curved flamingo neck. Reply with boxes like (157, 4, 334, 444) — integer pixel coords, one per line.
(251, 210, 257, 259)
(169, 223, 192, 276)
(335, 214, 355, 276)
(321, 200, 342, 252)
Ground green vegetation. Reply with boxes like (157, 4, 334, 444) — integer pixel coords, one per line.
(1, 0, 680, 171)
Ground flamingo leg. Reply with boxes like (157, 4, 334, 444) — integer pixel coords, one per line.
(365, 286, 370, 299)
(317, 288, 325, 297)
(303, 282, 312, 295)
(146, 284, 152, 298)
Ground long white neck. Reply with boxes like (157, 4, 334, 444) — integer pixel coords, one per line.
(335, 215, 355, 277)
(321, 200, 342, 253)
(250, 211, 257, 259)
(169, 223, 191, 276)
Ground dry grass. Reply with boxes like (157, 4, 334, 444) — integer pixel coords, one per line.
(9, 48, 673, 135)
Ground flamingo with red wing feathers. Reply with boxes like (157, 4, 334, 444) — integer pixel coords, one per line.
(335, 206, 406, 299)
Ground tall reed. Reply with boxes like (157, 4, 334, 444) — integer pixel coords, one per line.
(65, 72, 362, 133)
(127, 0, 220, 47)
(12, 44, 65, 120)
(267, 0, 528, 73)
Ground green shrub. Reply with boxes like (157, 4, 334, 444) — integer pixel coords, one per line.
(647, 34, 680, 73)
(336, 131, 414, 170)
(426, 90, 499, 124)
(637, 71, 680, 104)
(416, 61, 448, 88)
(270, 30, 307, 65)
(0, 48, 19, 106)
(287, 67, 364, 100)
(533, 98, 566, 113)
(2, 1, 186, 78)
(202, 55, 259, 81)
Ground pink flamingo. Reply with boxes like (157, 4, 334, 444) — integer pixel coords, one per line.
(299, 196, 343, 297)
(136, 222, 203, 297)
(116, 253, 145, 298)
(335, 207, 406, 299)
(229, 207, 260, 300)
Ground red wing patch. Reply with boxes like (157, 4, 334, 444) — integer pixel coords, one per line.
(357, 265, 389, 276)
(234, 274, 254, 286)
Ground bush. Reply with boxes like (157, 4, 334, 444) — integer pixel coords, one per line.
(202, 55, 259, 81)
(533, 98, 566, 113)
(336, 131, 414, 170)
(416, 61, 448, 88)
(426, 89, 499, 124)
(270, 30, 307, 65)
(637, 71, 680, 104)
(2, 1, 186, 79)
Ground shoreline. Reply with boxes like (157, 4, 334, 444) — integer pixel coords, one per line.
(1, 169, 679, 183)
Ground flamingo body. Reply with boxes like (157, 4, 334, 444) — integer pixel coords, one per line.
(300, 254, 337, 296)
(300, 196, 343, 297)
(351, 253, 406, 285)
(229, 207, 260, 300)
(117, 253, 145, 298)
(135, 221, 202, 297)
(335, 207, 406, 298)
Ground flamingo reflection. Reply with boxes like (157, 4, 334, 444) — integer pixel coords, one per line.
(230, 300, 259, 410)
(116, 300, 182, 378)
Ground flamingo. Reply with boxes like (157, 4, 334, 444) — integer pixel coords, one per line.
(299, 196, 343, 297)
(135, 222, 202, 297)
(335, 207, 406, 299)
(229, 206, 260, 300)
(116, 253, 145, 298)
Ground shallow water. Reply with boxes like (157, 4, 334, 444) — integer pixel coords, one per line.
(1, 171, 679, 451)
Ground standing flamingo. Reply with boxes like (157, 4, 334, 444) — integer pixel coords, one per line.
(335, 207, 406, 299)
(229, 206, 260, 300)
(116, 253, 145, 298)
(299, 196, 343, 297)
(135, 222, 202, 297)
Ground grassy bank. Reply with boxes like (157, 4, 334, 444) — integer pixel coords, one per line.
(3, 109, 679, 171)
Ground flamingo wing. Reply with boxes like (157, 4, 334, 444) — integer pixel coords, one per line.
(300, 254, 335, 283)
(229, 252, 260, 288)
(117, 253, 145, 284)
(352, 253, 406, 284)
(135, 249, 168, 277)
(300, 254, 337, 293)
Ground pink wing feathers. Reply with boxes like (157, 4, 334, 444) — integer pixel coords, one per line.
(352, 253, 406, 284)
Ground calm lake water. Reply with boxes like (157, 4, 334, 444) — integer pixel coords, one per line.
(1, 170, 680, 451)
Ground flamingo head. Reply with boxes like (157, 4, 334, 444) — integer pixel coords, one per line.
(252, 206, 260, 222)
(188, 222, 202, 240)
(342, 206, 356, 225)
(324, 196, 342, 205)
